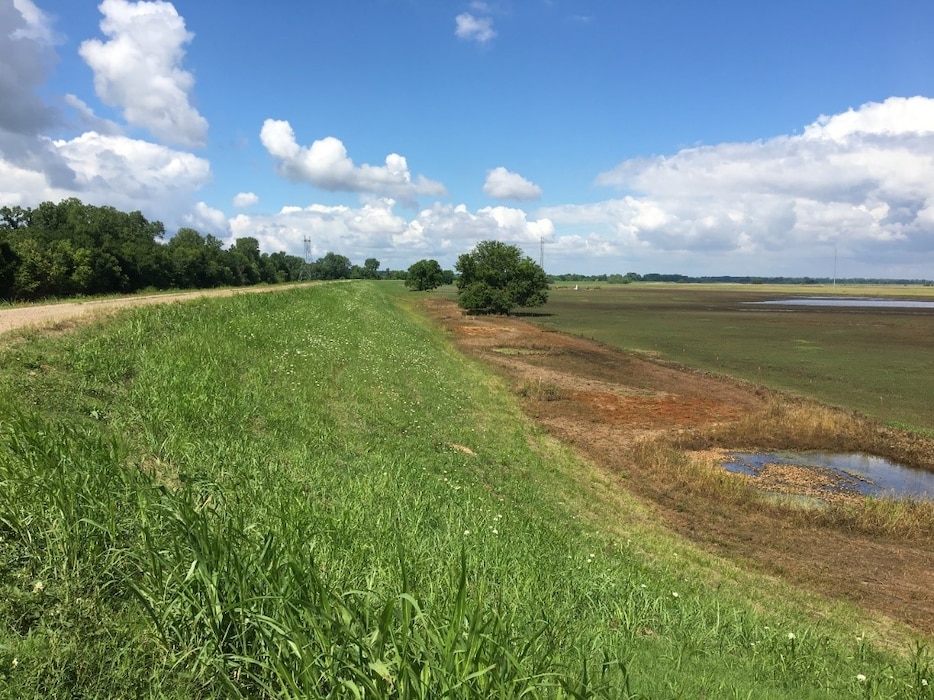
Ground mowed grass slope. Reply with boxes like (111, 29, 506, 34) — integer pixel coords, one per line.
(0, 282, 930, 698)
(536, 284, 934, 432)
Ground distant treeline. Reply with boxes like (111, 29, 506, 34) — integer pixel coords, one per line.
(549, 272, 934, 286)
(0, 199, 404, 302)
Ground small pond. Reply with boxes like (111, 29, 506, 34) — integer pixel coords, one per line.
(747, 297, 934, 310)
(723, 451, 934, 501)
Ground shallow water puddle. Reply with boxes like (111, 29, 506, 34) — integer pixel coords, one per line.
(723, 451, 934, 500)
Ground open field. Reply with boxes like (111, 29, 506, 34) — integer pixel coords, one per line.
(422, 296, 934, 636)
(0, 282, 932, 697)
(527, 284, 934, 433)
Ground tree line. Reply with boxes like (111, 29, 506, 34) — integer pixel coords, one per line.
(0, 199, 398, 301)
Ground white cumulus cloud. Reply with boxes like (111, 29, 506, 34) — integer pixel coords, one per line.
(483, 166, 542, 200)
(1, 0, 59, 138)
(11, 0, 55, 43)
(543, 96, 934, 276)
(79, 0, 208, 147)
(0, 0, 73, 189)
(184, 201, 230, 236)
(455, 12, 495, 44)
(64, 94, 123, 135)
(396, 203, 553, 253)
(223, 199, 553, 270)
(228, 198, 409, 259)
(0, 128, 213, 232)
(233, 191, 259, 208)
(803, 96, 934, 141)
(260, 119, 447, 203)
(53, 130, 212, 208)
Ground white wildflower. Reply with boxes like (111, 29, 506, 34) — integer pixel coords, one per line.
(856, 674, 867, 683)
(787, 632, 796, 640)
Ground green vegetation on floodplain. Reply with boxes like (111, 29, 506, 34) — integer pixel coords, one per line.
(0, 282, 931, 698)
(531, 283, 934, 433)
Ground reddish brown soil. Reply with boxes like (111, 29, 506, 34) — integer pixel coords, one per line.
(422, 298, 934, 637)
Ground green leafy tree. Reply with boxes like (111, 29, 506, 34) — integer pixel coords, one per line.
(405, 259, 444, 291)
(363, 257, 380, 279)
(312, 252, 352, 280)
(167, 227, 205, 289)
(227, 237, 266, 285)
(455, 240, 548, 314)
(15, 198, 168, 294)
(9, 237, 46, 298)
(0, 205, 30, 230)
(203, 234, 233, 287)
(0, 240, 18, 298)
(268, 251, 306, 282)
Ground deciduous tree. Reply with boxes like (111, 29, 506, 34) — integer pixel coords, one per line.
(455, 240, 548, 314)
(405, 259, 444, 291)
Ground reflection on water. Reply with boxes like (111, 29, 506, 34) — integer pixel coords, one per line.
(748, 297, 934, 309)
(723, 451, 934, 500)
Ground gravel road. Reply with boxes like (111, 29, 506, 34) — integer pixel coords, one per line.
(0, 284, 306, 336)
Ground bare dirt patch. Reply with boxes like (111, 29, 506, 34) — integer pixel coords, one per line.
(422, 298, 934, 636)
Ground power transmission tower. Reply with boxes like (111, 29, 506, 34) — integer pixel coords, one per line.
(299, 236, 312, 280)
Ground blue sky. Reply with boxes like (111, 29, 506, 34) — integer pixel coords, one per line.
(3, 0, 934, 277)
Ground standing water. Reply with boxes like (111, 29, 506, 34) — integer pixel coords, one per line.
(723, 451, 934, 500)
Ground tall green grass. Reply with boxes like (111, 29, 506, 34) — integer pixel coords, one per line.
(0, 282, 931, 697)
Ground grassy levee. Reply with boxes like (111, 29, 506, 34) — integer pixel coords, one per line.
(0, 281, 930, 697)
(534, 284, 934, 433)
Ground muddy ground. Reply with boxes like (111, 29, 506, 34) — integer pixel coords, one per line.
(421, 298, 934, 637)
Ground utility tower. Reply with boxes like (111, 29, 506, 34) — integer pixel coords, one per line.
(299, 236, 312, 280)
